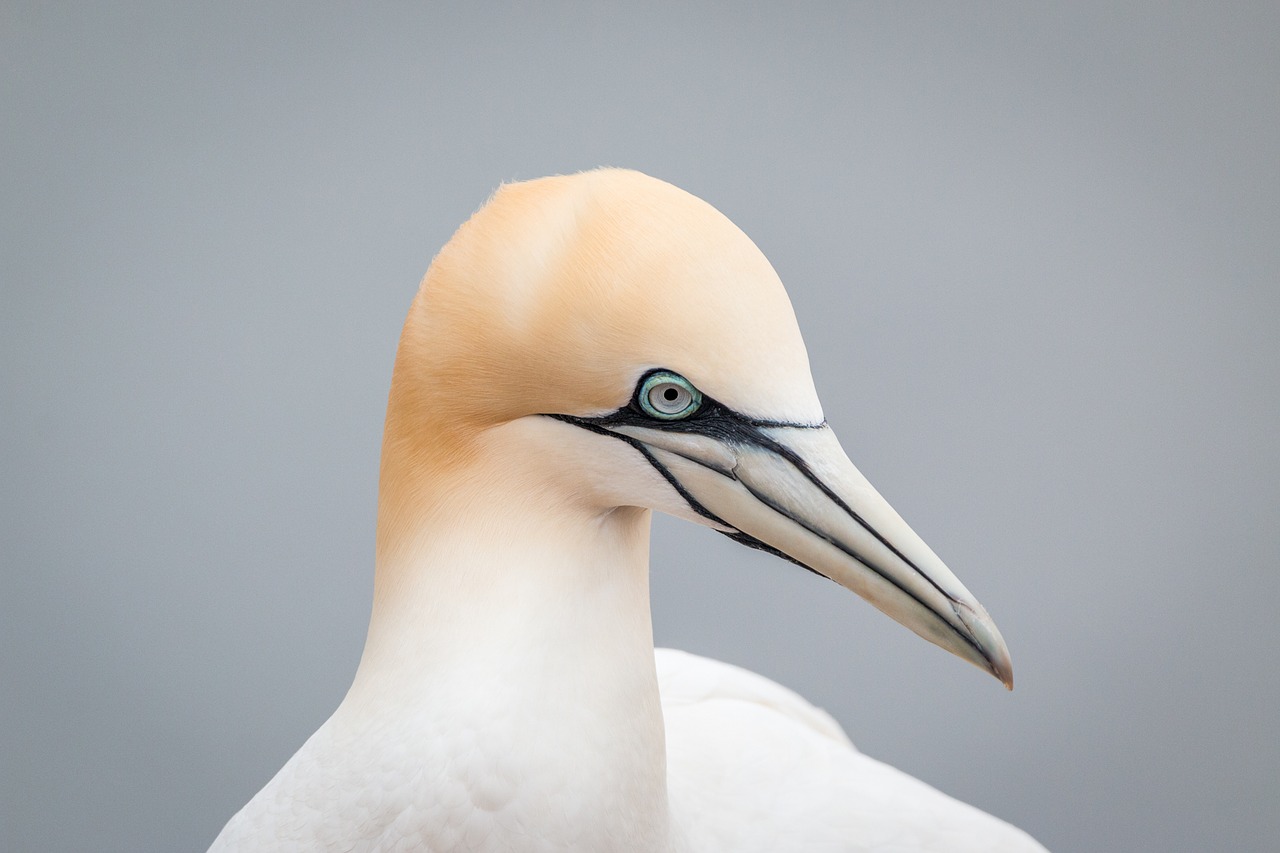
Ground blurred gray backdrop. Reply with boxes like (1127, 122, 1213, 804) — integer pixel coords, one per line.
(3, 3, 1277, 851)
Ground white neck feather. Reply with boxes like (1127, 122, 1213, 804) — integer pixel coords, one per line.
(338, 418, 673, 851)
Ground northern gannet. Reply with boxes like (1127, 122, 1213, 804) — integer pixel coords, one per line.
(210, 169, 1046, 852)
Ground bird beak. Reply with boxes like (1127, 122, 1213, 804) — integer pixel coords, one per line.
(603, 421, 1014, 688)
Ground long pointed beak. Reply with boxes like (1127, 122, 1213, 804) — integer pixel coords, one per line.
(607, 422, 1014, 688)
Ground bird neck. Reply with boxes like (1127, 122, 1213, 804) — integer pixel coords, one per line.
(345, 416, 673, 849)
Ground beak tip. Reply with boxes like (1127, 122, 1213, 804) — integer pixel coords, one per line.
(952, 599, 1014, 691)
(984, 634, 1014, 691)
(993, 658, 1015, 691)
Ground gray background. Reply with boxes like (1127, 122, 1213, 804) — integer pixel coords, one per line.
(3, 3, 1277, 851)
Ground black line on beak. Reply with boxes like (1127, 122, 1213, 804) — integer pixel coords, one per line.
(736, 427, 961, 606)
(554, 395, 951, 603)
(545, 404, 997, 672)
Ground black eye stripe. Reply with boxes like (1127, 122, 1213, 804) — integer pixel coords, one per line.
(544, 366, 826, 434)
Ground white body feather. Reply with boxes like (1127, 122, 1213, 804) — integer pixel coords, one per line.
(213, 649, 1042, 852)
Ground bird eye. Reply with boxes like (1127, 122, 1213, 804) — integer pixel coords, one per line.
(638, 371, 703, 420)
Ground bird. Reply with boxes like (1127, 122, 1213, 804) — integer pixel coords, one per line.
(209, 168, 1047, 852)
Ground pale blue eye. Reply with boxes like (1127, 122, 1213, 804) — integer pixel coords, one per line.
(638, 372, 702, 420)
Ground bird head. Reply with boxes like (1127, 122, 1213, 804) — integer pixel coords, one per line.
(380, 168, 1013, 688)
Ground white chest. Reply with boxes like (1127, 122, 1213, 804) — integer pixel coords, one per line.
(213, 693, 672, 852)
